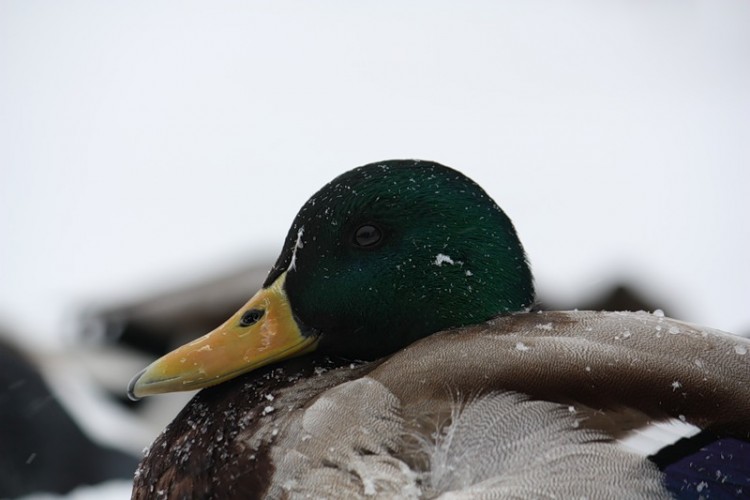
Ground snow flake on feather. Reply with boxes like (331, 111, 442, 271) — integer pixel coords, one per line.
(515, 342, 530, 352)
(433, 253, 465, 268)
(262, 405, 275, 416)
(434, 253, 454, 266)
(289, 227, 305, 271)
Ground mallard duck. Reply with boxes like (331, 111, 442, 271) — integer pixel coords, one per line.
(129, 160, 750, 499)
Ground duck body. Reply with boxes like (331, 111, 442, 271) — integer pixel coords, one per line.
(129, 161, 750, 499)
(134, 311, 750, 499)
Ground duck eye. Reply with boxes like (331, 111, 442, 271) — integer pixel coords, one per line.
(353, 224, 382, 248)
(239, 309, 264, 327)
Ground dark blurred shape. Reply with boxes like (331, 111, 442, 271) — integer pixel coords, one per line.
(80, 263, 271, 358)
(0, 337, 138, 498)
(544, 284, 675, 317)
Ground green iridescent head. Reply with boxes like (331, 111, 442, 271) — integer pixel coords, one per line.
(267, 159, 534, 358)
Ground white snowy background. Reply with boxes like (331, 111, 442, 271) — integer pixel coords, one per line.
(1, 1, 749, 498)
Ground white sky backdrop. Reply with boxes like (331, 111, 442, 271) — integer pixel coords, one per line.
(2, 1, 749, 348)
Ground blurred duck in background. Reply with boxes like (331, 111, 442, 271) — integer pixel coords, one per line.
(0, 335, 137, 498)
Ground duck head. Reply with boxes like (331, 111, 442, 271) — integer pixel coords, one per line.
(128, 160, 534, 399)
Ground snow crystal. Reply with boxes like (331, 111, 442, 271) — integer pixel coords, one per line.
(668, 326, 680, 335)
(671, 381, 682, 391)
(535, 323, 553, 331)
(363, 478, 377, 496)
(465, 270, 473, 276)
(734, 344, 748, 355)
(653, 309, 665, 317)
(265, 394, 275, 401)
(289, 227, 305, 271)
(262, 406, 275, 415)
(515, 342, 530, 352)
(433, 253, 454, 266)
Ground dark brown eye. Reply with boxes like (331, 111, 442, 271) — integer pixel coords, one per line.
(239, 309, 264, 327)
(353, 224, 382, 247)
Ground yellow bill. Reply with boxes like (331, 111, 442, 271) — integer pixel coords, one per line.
(128, 272, 318, 399)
